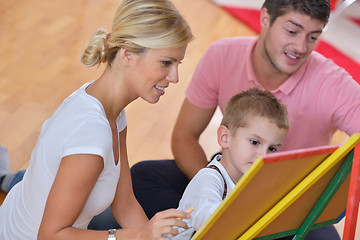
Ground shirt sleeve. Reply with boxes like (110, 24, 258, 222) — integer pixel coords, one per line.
(62, 118, 112, 160)
(320, 64, 360, 136)
(186, 42, 221, 109)
(178, 168, 225, 231)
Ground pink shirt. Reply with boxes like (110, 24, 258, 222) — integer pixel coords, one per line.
(186, 37, 360, 151)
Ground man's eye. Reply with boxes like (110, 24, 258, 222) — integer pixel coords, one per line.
(250, 140, 259, 145)
(287, 30, 296, 34)
(309, 35, 318, 41)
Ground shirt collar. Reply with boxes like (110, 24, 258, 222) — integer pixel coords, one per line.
(278, 58, 308, 95)
(246, 38, 309, 96)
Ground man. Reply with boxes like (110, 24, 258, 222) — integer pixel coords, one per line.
(130, 0, 360, 238)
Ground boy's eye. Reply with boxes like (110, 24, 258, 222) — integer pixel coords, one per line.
(268, 146, 278, 153)
(250, 140, 259, 146)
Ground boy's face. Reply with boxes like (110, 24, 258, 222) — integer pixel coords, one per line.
(218, 116, 288, 183)
(260, 9, 325, 76)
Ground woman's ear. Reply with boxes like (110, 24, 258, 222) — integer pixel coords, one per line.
(217, 125, 230, 149)
(260, 7, 270, 30)
(119, 48, 133, 66)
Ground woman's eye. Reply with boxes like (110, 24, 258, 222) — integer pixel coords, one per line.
(162, 61, 172, 66)
(250, 140, 259, 146)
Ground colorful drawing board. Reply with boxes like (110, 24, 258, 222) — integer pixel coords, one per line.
(192, 133, 360, 240)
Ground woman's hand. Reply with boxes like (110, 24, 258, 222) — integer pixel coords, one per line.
(139, 208, 191, 239)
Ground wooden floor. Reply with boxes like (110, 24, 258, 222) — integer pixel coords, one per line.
(0, 0, 356, 238)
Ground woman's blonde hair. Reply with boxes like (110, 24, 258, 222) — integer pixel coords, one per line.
(80, 0, 193, 67)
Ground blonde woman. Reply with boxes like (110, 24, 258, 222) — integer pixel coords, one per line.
(0, 0, 193, 239)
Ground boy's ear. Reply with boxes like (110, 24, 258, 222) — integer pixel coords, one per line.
(260, 7, 270, 30)
(217, 125, 230, 149)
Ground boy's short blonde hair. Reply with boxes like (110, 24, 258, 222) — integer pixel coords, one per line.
(221, 88, 289, 132)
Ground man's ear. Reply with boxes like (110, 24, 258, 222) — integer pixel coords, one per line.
(260, 7, 270, 30)
(217, 125, 230, 149)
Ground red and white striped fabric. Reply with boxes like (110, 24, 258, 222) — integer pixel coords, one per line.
(213, 0, 360, 83)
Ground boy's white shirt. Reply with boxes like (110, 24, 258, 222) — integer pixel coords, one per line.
(170, 155, 236, 239)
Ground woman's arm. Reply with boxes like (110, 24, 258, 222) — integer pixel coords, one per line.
(38, 153, 107, 240)
(111, 127, 192, 239)
(111, 127, 148, 227)
(38, 127, 190, 240)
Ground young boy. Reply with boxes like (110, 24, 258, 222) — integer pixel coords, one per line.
(172, 88, 289, 239)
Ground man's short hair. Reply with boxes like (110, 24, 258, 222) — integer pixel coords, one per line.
(262, 0, 331, 26)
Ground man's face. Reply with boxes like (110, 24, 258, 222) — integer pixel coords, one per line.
(262, 10, 326, 75)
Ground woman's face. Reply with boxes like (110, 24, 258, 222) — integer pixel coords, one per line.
(126, 45, 187, 104)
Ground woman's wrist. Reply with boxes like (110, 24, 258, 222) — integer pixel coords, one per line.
(109, 226, 144, 239)
(108, 229, 116, 240)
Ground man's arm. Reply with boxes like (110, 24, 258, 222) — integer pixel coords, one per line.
(171, 99, 216, 179)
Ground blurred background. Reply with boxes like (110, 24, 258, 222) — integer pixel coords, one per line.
(1, 0, 359, 237)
